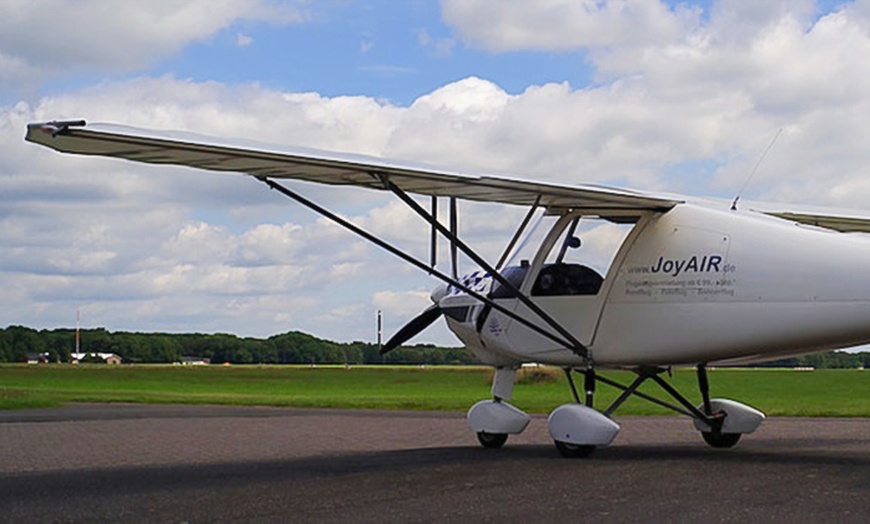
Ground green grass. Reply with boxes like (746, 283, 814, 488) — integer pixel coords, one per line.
(0, 364, 867, 416)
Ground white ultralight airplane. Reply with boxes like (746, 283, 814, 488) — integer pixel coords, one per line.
(25, 120, 870, 457)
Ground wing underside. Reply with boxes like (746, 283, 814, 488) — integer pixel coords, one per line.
(25, 120, 680, 213)
(27, 120, 870, 232)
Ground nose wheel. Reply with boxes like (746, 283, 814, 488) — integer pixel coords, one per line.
(476, 432, 508, 448)
(554, 441, 596, 458)
(701, 431, 742, 448)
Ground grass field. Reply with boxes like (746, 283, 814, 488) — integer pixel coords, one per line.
(0, 364, 867, 416)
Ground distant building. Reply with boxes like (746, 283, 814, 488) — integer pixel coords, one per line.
(70, 352, 122, 365)
(26, 352, 50, 364)
(181, 356, 210, 365)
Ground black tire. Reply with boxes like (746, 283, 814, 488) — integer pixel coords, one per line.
(477, 432, 508, 448)
(701, 431, 741, 448)
(554, 440, 596, 458)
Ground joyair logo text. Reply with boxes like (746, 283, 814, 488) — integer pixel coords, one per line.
(650, 255, 723, 277)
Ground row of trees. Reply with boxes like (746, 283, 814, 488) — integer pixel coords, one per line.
(0, 325, 477, 365)
(759, 351, 870, 369)
(2, 325, 869, 367)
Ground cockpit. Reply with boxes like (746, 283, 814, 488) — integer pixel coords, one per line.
(489, 212, 634, 301)
(532, 263, 603, 296)
(490, 262, 603, 298)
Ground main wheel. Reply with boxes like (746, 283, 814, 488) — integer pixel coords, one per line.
(701, 431, 741, 448)
(477, 431, 508, 448)
(554, 440, 596, 458)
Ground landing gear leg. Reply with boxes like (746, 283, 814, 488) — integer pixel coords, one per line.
(584, 366, 596, 407)
(563, 367, 581, 404)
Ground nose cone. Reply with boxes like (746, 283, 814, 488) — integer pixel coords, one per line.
(430, 283, 449, 304)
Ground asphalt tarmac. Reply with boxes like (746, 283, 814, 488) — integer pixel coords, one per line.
(0, 404, 867, 523)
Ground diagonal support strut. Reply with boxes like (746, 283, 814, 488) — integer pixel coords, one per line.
(381, 177, 589, 360)
(257, 176, 580, 352)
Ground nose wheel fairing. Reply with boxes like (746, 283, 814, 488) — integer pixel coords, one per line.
(466, 367, 532, 449)
(467, 400, 531, 437)
(547, 404, 620, 447)
(692, 398, 765, 435)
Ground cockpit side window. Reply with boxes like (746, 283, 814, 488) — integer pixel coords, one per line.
(491, 212, 638, 299)
(489, 264, 530, 299)
(530, 214, 637, 297)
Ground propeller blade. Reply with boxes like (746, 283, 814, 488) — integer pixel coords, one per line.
(380, 305, 442, 355)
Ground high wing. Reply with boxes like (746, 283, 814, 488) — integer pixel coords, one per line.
(25, 120, 679, 212)
(27, 120, 870, 231)
(761, 210, 870, 234)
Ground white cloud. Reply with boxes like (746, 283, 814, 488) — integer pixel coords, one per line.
(703, 0, 820, 45)
(417, 28, 456, 57)
(2, 77, 417, 338)
(441, 0, 701, 51)
(0, 0, 307, 94)
(236, 33, 254, 47)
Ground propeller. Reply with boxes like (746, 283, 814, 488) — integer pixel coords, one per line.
(380, 304, 442, 355)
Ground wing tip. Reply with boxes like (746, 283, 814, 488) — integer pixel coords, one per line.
(26, 119, 87, 141)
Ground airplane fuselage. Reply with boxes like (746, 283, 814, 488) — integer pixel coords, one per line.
(444, 204, 870, 367)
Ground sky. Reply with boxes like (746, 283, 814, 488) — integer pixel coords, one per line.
(3, 0, 870, 347)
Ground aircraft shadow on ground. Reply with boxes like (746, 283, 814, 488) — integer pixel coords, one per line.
(1, 440, 867, 506)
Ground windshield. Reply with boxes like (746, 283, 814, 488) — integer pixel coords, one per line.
(501, 212, 556, 269)
(547, 216, 636, 276)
